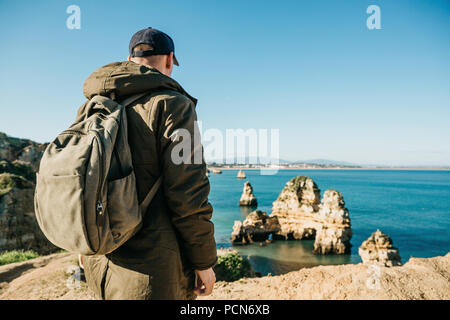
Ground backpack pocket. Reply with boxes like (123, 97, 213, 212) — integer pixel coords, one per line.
(35, 173, 94, 254)
(105, 170, 142, 248)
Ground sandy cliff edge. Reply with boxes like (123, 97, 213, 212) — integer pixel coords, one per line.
(0, 252, 448, 300)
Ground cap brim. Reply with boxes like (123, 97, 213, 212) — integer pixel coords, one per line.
(173, 54, 179, 66)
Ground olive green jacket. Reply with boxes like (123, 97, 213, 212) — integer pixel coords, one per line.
(81, 61, 217, 300)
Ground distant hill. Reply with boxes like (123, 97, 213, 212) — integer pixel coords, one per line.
(206, 157, 292, 165)
(292, 159, 361, 167)
(206, 157, 364, 167)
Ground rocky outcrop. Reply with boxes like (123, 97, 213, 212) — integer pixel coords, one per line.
(0, 132, 57, 254)
(313, 189, 352, 254)
(272, 176, 321, 214)
(270, 176, 321, 240)
(0, 132, 47, 171)
(1, 252, 448, 300)
(239, 181, 257, 206)
(0, 174, 57, 254)
(231, 176, 353, 255)
(359, 230, 402, 266)
(237, 170, 246, 179)
(0, 160, 36, 182)
(211, 168, 222, 174)
(231, 210, 280, 244)
(200, 253, 450, 300)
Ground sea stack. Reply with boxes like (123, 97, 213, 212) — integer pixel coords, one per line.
(237, 170, 246, 179)
(359, 230, 402, 266)
(231, 175, 353, 255)
(270, 176, 321, 239)
(313, 189, 352, 254)
(231, 210, 280, 244)
(239, 181, 257, 206)
(212, 168, 222, 174)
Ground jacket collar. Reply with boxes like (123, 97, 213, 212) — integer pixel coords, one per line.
(83, 61, 197, 105)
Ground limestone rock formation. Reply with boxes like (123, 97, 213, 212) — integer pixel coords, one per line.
(359, 230, 402, 266)
(211, 168, 222, 174)
(0, 132, 57, 254)
(0, 174, 57, 254)
(231, 221, 244, 243)
(231, 210, 280, 244)
(313, 189, 352, 254)
(239, 181, 257, 206)
(232, 176, 353, 255)
(270, 176, 321, 240)
(237, 170, 246, 179)
(0, 132, 47, 171)
(0, 160, 36, 182)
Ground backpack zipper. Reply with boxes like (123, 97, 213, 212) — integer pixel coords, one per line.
(96, 202, 104, 223)
(94, 132, 105, 227)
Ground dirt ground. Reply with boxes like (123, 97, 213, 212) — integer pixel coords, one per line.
(0, 253, 96, 300)
(0, 252, 449, 300)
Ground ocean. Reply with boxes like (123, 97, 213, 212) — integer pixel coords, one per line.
(208, 169, 450, 276)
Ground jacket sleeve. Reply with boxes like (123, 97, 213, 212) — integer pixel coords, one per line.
(157, 94, 217, 270)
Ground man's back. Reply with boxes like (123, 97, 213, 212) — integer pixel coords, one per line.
(82, 61, 217, 300)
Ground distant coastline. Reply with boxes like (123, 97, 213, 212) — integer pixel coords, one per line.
(207, 165, 450, 171)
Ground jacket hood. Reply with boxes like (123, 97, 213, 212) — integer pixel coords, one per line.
(83, 61, 197, 105)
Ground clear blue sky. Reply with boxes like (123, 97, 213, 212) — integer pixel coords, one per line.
(0, 0, 449, 166)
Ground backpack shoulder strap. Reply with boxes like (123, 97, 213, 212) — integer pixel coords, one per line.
(140, 176, 163, 215)
(119, 92, 163, 215)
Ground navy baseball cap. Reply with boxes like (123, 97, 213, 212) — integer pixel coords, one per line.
(129, 27, 179, 66)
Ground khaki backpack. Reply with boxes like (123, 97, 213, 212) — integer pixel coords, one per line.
(34, 93, 162, 255)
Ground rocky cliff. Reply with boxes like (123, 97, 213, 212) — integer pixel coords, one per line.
(0, 132, 56, 254)
(0, 132, 47, 171)
(200, 253, 450, 300)
(1, 252, 447, 300)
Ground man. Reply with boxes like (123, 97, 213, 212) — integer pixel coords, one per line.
(82, 27, 217, 300)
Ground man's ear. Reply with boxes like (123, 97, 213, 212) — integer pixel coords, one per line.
(166, 52, 174, 68)
(127, 56, 131, 61)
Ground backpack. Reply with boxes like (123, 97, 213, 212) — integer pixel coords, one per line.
(34, 93, 162, 255)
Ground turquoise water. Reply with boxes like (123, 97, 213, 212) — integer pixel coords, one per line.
(208, 169, 450, 276)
